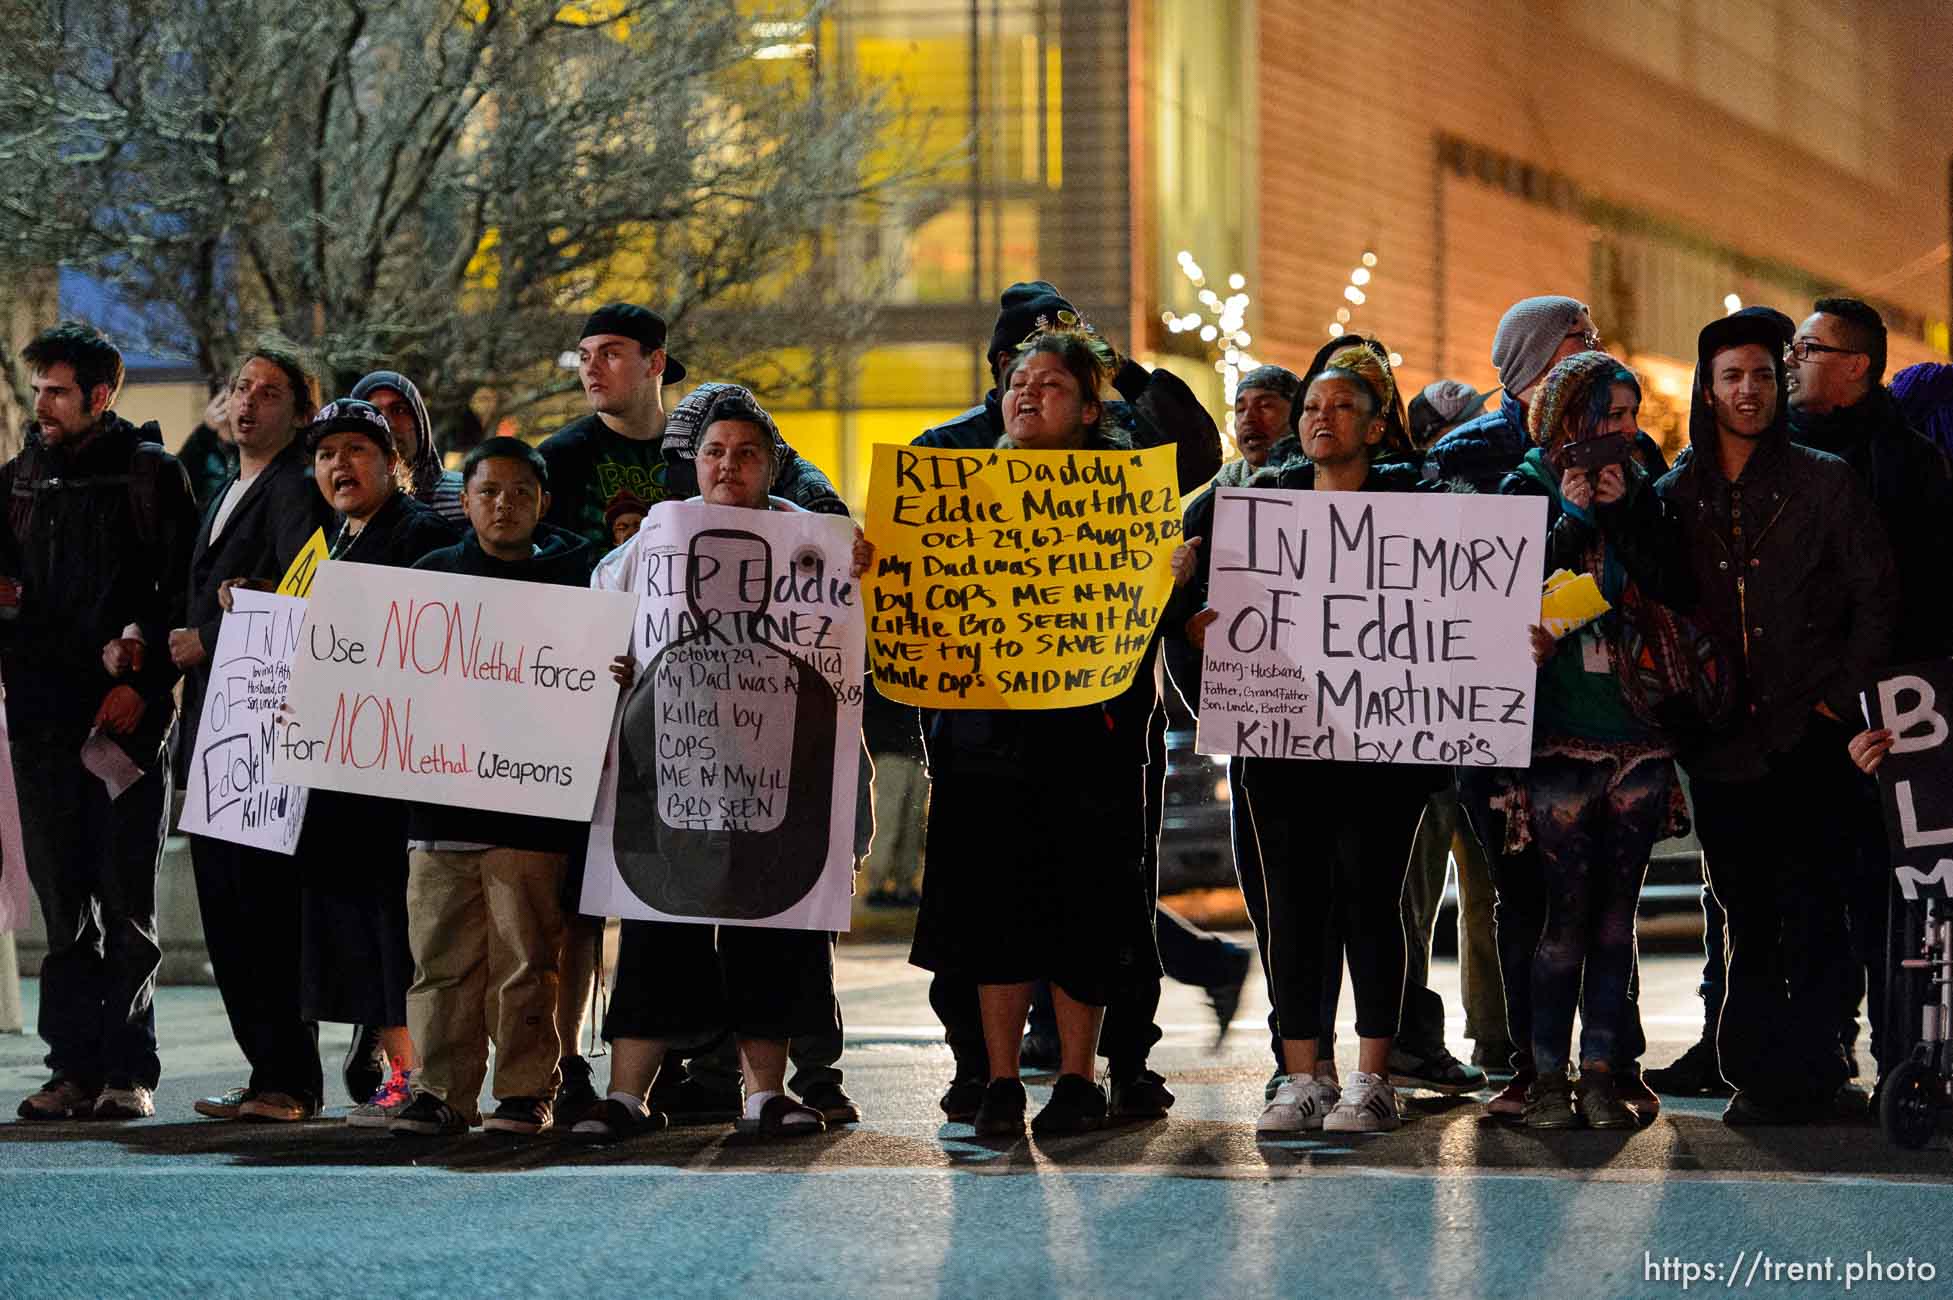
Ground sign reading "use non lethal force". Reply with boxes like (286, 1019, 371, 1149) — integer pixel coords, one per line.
(1196, 488, 1546, 767)
(864, 443, 1181, 709)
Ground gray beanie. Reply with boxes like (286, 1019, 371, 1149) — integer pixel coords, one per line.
(1237, 364, 1302, 403)
(1492, 295, 1588, 397)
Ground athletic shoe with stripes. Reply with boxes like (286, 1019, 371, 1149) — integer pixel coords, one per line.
(1256, 1074, 1329, 1133)
(1322, 1070, 1401, 1133)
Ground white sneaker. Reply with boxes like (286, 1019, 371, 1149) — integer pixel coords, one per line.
(1323, 1070, 1400, 1133)
(1257, 1074, 1329, 1133)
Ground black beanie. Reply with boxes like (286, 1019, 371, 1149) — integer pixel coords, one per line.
(987, 280, 1075, 366)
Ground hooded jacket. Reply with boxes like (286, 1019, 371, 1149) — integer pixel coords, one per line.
(1789, 385, 1953, 664)
(349, 371, 466, 527)
(1653, 328, 1898, 782)
(1423, 389, 1531, 493)
(406, 522, 598, 851)
(0, 413, 200, 749)
(657, 381, 848, 517)
(915, 357, 1222, 494)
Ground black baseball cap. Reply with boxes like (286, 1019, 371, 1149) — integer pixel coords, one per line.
(579, 302, 687, 383)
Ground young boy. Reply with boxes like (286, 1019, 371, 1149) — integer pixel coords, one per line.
(389, 437, 612, 1137)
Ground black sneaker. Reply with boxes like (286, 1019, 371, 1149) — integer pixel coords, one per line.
(342, 1025, 388, 1106)
(1722, 1091, 1829, 1126)
(1388, 1044, 1488, 1095)
(1108, 1069, 1175, 1120)
(649, 1073, 742, 1126)
(555, 1054, 599, 1118)
(389, 1092, 468, 1137)
(484, 1096, 553, 1135)
(1018, 1030, 1061, 1071)
(940, 1074, 987, 1122)
(1206, 945, 1253, 1050)
(1031, 1073, 1108, 1137)
(1470, 1040, 1520, 1080)
(1523, 1072, 1582, 1130)
(1645, 1037, 1732, 1097)
(972, 1078, 1028, 1137)
(798, 1082, 863, 1125)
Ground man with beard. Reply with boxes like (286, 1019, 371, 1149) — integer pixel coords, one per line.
(1785, 298, 1953, 1101)
(1654, 309, 1897, 1124)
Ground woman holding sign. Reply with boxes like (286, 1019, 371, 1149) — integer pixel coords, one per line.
(1184, 342, 1444, 1136)
(1498, 352, 1692, 1130)
(283, 400, 456, 1126)
(905, 324, 1177, 1140)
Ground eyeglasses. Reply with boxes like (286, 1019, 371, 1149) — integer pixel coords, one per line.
(1564, 328, 1601, 350)
(1785, 339, 1862, 363)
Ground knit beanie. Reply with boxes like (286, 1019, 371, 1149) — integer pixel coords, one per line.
(987, 281, 1075, 364)
(1527, 350, 1630, 453)
(1238, 364, 1302, 404)
(1407, 379, 1495, 448)
(1892, 362, 1953, 456)
(1492, 295, 1589, 397)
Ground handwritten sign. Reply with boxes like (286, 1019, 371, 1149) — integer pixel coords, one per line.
(177, 590, 311, 853)
(864, 443, 1180, 709)
(581, 501, 865, 931)
(1196, 488, 1546, 766)
(272, 561, 636, 819)
(0, 663, 28, 930)
(1864, 662, 1953, 899)
(278, 528, 329, 598)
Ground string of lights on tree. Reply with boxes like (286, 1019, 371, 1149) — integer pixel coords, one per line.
(1328, 250, 1403, 370)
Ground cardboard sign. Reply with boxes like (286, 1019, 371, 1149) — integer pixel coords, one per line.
(863, 443, 1180, 709)
(272, 560, 637, 819)
(178, 590, 311, 854)
(277, 528, 329, 598)
(0, 663, 29, 931)
(1196, 488, 1547, 767)
(581, 501, 865, 931)
(1864, 662, 1953, 899)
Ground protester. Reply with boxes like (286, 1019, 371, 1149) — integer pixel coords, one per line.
(860, 686, 926, 907)
(350, 370, 466, 527)
(1654, 309, 1898, 1125)
(1180, 342, 1439, 1134)
(907, 325, 1171, 1139)
(1891, 362, 1953, 458)
(387, 438, 598, 1137)
(604, 490, 649, 549)
(3, 323, 199, 1121)
(572, 400, 873, 1142)
(262, 400, 457, 1128)
(1407, 379, 1495, 453)
(176, 383, 236, 510)
(1424, 297, 1599, 492)
(175, 341, 334, 1122)
(1785, 300, 1953, 1101)
(1499, 352, 1691, 1129)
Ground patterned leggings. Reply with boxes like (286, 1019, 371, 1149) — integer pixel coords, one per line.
(1526, 752, 1674, 1076)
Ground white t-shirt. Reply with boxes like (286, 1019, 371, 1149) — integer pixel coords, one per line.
(208, 469, 262, 543)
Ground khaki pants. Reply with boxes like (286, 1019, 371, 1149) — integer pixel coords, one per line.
(407, 847, 568, 1115)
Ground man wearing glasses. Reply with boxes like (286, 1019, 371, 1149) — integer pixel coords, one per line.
(1786, 297, 1953, 1108)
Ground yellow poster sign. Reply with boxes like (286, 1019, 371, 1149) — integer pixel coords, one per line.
(277, 528, 329, 598)
(864, 444, 1181, 709)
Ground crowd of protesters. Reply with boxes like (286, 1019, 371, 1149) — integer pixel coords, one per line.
(3, 272, 1948, 1144)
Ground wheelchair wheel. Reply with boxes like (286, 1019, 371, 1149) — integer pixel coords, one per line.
(1879, 1059, 1940, 1150)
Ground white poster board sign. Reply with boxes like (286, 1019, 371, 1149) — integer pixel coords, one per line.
(581, 501, 865, 932)
(1196, 488, 1547, 767)
(272, 560, 636, 818)
(178, 590, 310, 853)
(0, 663, 29, 930)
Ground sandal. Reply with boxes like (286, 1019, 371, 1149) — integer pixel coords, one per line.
(737, 1094, 827, 1139)
(570, 1098, 668, 1144)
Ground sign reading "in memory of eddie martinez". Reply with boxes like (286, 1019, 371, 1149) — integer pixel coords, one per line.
(1195, 487, 1547, 768)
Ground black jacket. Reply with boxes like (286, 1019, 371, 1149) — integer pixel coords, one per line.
(1498, 448, 1690, 602)
(915, 358, 1223, 494)
(0, 413, 199, 751)
(1654, 350, 1898, 782)
(1790, 387, 1953, 664)
(324, 491, 458, 571)
(406, 524, 599, 851)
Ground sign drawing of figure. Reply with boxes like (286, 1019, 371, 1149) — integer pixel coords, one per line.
(615, 528, 837, 918)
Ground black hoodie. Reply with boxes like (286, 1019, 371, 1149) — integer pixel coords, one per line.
(1654, 317, 1898, 782)
(406, 523, 600, 850)
(0, 413, 200, 748)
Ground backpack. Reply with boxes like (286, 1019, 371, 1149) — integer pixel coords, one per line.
(9, 421, 172, 548)
(1611, 579, 1736, 745)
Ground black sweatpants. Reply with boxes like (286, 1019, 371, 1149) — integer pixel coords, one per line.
(1244, 760, 1430, 1043)
(191, 835, 323, 1107)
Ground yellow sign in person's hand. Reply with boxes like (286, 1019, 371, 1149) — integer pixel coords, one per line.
(276, 528, 329, 598)
(864, 444, 1181, 709)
